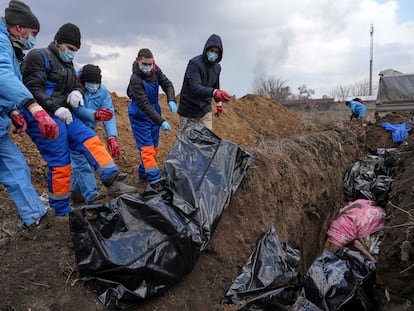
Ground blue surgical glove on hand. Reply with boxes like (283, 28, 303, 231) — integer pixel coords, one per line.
(161, 121, 171, 131)
(168, 100, 177, 113)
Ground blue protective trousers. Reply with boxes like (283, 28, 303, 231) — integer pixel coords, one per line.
(22, 110, 117, 216)
(70, 149, 98, 203)
(0, 134, 47, 226)
(128, 79, 161, 183)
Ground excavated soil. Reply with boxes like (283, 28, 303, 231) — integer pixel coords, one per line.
(0, 94, 413, 310)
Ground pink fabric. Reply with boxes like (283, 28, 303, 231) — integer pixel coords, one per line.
(327, 199, 385, 247)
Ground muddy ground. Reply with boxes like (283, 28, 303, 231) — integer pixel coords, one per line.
(0, 94, 413, 310)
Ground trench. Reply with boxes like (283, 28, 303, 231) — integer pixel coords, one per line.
(137, 127, 368, 311)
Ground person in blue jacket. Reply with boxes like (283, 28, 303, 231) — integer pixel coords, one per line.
(0, 0, 59, 228)
(346, 98, 367, 124)
(21, 23, 136, 218)
(127, 48, 176, 188)
(178, 34, 232, 130)
(71, 64, 122, 203)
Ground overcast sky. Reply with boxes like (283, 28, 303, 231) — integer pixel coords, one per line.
(3, 0, 414, 99)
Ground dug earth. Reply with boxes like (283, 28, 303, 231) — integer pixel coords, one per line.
(0, 93, 412, 310)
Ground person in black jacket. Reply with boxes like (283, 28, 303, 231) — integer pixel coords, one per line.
(127, 48, 176, 188)
(178, 34, 231, 130)
(21, 23, 136, 218)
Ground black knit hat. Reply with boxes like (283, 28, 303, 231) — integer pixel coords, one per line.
(81, 64, 101, 83)
(54, 23, 81, 48)
(5, 0, 40, 30)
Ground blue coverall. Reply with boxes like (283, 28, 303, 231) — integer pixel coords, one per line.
(348, 100, 367, 118)
(71, 84, 118, 203)
(0, 19, 47, 226)
(127, 59, 175, 183)
(128, 78, 161, 182)
(21, 45, 119, 216)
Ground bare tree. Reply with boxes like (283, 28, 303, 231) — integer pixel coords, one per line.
(331, 80, 378, 100)
(351, 79, 371, 96)
(330, 85, 351, 101)
(351, 79, 378, 96)
(296, 84, 315, 99)
(253, 76, 291, 102)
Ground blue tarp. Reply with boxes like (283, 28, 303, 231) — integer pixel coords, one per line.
(381, 121, 411, 143)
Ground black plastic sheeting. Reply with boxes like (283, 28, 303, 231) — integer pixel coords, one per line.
(223, 225, 301, 310)
(69, 121, 251, 309)
(301, 248, 377, 311)
(343, 148, 396, 206)
(222, 149, 395, 310)
(222, 228, 377, 311)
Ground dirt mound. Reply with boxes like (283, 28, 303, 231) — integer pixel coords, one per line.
(0, 94, 412, 310)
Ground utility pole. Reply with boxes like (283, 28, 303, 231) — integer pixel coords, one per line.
(369, 23, 374, 95)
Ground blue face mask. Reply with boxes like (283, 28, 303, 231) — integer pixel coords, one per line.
(207, 51, 219, 62)
(85, 82, 100, 93)
(139, 65, 152, 74)
(20, 34, 36, 50)
(59, 48, 75, 63)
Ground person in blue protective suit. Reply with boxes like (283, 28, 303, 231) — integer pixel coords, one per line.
(21, 23, 136, 218)
(178, 34, 232, 130)
(0, 0, 59, 228)
(70, 64, 123, 204)
(345, 98, 367, 125)
(127, 48, 176, 188)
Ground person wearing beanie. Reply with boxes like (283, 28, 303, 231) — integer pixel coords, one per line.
(70, 64, 124, 204)
(127, 48, 176, 190)
(3, 0, 40, 61)
(80, 64, 102, 84)
(5, 0, 39, 30)
(0, 0, 58, 228)
(21, 24, 136, 218)
(54, 23, 81, 49)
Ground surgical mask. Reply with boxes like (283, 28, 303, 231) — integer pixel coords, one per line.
(85, 82, 100, 93)
(139, 65, 152, 74)
(207, 51, 218, 62)
(20, 33, 36, 50)
(59, 48, 75, 63)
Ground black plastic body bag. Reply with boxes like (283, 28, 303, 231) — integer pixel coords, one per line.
(69, 121, 251, 308)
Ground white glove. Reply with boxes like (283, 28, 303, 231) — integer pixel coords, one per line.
(66, 90, 84, 108)
(54, 107, 73, 124)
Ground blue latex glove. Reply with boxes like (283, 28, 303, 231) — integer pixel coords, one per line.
(161, 121, 171, 131)
(168, 100, 177, 113)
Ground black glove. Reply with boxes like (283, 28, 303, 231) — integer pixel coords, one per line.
(350, 113, 358, 120)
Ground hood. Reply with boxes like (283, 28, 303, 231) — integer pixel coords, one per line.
(203, 34, 223, 63)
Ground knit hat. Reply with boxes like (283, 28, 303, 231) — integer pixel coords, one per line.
(5, 0, 40, 30)
(54, 23, 81, 48)
(81, 64, 101, 83)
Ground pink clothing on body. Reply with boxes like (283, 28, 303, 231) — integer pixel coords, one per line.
(327, 199, 385, 248)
